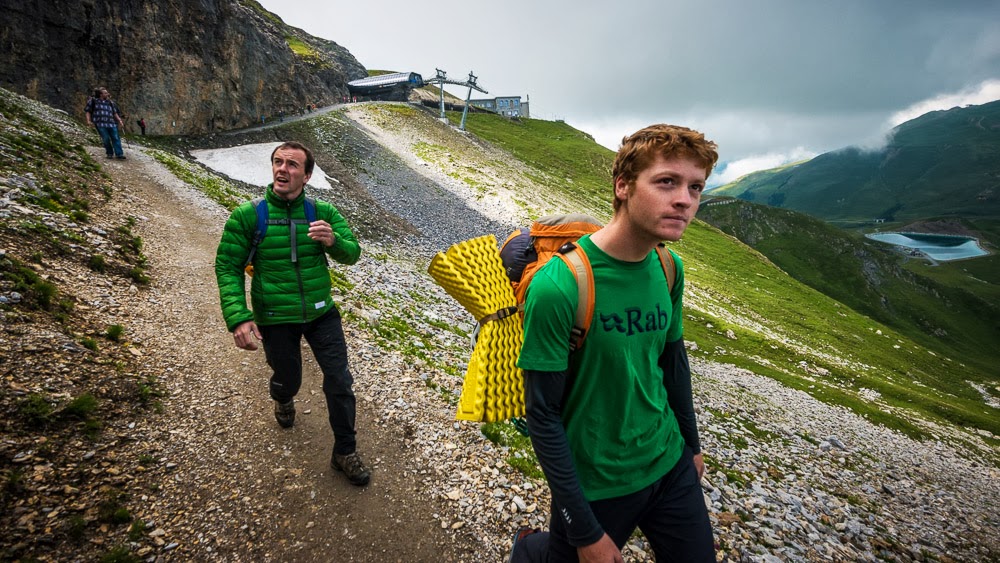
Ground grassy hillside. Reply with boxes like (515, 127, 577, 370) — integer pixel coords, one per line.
(675, 219, 996, 440)
(697, 199, 1000, 377)
(445, 112, 616, 214)
(712, 100, 1000, 225)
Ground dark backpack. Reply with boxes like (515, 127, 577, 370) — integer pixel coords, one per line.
(498, 213, 677, 350)
(243, 196, 319, 270)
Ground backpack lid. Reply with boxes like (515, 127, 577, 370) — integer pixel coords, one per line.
(531, 213, 602, 238)
(499, 229, 536, 282)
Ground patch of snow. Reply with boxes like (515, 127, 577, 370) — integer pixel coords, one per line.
(191, 142, 334, 190)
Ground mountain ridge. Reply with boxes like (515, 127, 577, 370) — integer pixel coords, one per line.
(711, 100, 1000, 224)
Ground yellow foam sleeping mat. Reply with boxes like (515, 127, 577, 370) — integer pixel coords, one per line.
(428, 235, 525, 422)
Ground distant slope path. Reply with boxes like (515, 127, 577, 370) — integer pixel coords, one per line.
(98, 147, 481, 561)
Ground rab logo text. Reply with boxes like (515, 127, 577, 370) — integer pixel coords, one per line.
(599, 304, 669, 335)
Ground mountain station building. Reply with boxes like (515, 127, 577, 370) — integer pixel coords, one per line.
(469, 96, 529, 118)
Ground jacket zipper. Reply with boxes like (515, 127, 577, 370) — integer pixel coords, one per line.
(287, 204, 309, 321)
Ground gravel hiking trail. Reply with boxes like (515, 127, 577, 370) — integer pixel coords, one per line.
(102, 148, 481, 562)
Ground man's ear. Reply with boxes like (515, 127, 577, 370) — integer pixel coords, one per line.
(614, 176, 630, 202)
(304, 172, 313, 184)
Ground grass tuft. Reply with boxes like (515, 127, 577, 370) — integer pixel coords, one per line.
(105, 324, 125, 341)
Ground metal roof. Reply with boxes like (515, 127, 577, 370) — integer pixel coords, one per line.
(348, 72, 420, 88)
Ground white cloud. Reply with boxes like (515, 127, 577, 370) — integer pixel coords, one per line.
(705, 78, 1000, 186)
(887, 79, 1000, 128)
(709, 148, 817, 187)
(852, 78, 1000, 152)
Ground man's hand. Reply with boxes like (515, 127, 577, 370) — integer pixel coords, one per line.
(577, 533, 623, 563)
(308, 220, 336, 247)
(693, 452, 705, 481)
(233, 320, 262, 351)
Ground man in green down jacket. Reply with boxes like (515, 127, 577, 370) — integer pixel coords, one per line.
(214, 141, 370, 486)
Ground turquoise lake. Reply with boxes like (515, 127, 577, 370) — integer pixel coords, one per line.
(866, 232, 988, 261)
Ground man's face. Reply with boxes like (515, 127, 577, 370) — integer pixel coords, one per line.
(615, 154, 706, 243)
(271, 147, 312, 201)
(99, 90, 110, 99)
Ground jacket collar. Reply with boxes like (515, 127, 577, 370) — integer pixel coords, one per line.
(265, 183, 306, 208)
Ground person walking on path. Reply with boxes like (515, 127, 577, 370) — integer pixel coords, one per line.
(214, 141, 371, 486)
(84, 87, 126, 159)
(136, 117, 146, 135)
(509, 124, 719, 562)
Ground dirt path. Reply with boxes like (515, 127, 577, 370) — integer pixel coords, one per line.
(101, 148, 480, 561)
(224, 103, 346, 136)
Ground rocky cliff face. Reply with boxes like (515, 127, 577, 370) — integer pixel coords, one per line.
(0, 0, 367, 135)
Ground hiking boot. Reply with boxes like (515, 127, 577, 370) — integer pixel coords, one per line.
(509, 527, 540, 562)
(331, 451, 371, 486)
(273, 399, 295, 428)
(116, 155, 127, 160)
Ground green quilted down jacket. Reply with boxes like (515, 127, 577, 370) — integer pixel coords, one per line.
(214, 185, 361, 331)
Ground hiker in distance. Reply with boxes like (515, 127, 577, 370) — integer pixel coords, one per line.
(84, 87, 127, 160)
(510, 124, 718, 562)
(214, 141, 371, 486)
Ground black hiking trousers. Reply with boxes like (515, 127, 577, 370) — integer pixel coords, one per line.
(512, 446, 714, 562)
(259, 308, 357, 455)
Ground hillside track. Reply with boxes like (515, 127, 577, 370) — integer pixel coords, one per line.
(98, 148, 480, 561)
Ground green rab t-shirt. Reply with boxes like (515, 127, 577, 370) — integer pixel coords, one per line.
(517, 234, 686, 501)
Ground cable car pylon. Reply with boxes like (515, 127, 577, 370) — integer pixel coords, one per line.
(423, 68, 488, 131)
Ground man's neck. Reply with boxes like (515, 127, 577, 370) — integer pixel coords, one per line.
(588, 218, 659, 262)
(269, 185, 303, 202)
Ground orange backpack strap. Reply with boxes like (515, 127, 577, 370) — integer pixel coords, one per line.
(556, 243, 595, 352)
(655, 244, 677, 294)
(551, 243, 673, 351)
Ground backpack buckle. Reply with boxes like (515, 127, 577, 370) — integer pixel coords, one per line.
(478, 305, 519, 325)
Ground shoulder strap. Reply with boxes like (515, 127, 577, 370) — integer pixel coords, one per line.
(304, 197, 318, 223)
(654, 244, 677, 294)
(303, 196, 330, 267)
(555, 242, 595, 352)
(244, 197, 268, 267)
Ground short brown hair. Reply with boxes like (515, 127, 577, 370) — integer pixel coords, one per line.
(271, 141, 315, 176)
(611, 124, 718, 211)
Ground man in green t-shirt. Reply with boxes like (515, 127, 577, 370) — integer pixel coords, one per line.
(510, 124, 718, 562)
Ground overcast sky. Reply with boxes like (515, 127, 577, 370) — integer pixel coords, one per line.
(256, 0, 1000, 185)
